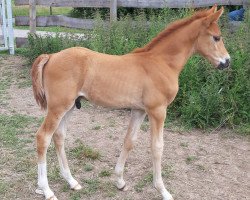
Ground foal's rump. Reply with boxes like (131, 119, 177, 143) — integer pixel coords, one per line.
(32, 47, 147, 110)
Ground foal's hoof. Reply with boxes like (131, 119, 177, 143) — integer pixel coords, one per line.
(71, 183, 82, 191)
(117, 183, 128, 191)
(35, 188, 44, 195)
(163, 194, 174, 200)
(47, 195, 58, 200)
(163, 197, 174, 200)
(35, 188, 58, 200)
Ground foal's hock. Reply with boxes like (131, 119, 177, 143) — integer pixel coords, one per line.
(32, 5, 230, 200)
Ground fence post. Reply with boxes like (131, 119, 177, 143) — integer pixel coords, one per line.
(1, 0, 8, 49)
(110, 0, 117, 21)
(29, 0, 36, 33)
(6, 0, 14, 54)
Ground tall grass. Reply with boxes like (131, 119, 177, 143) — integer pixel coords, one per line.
(22, 9, 249, 132)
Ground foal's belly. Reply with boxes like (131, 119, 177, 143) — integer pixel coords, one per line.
(81, 79, 144, 109)
(83, 89, 144, 109)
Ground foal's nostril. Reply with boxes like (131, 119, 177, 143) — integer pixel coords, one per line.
(224, 58, 230, 68)
(218, 58, 230, 70)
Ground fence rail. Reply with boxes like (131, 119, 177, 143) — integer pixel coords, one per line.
(16, 15, 97, 29)
(15, 0, 247, 8)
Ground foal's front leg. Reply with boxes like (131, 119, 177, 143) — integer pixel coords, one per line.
(148, 107, 173, 200)
(115, 109, 146, 190)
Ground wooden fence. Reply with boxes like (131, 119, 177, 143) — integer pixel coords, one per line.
(14, 0, 248, 46)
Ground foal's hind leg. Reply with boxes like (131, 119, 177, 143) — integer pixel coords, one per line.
(36, 110, 65, 200)
(115, 109, 146, 190)
(53, 108, 82, 190)
(36, 104, 74, 200)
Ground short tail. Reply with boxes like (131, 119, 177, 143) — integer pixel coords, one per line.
(31, 54, 50, 110)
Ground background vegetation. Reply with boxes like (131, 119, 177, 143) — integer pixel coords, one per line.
(18, 8, 249, 133)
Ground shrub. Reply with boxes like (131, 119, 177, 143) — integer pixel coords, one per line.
(70, 7, 181, 20)
(24, 33, 90, 62)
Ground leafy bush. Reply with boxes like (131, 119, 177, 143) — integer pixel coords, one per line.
(23, 9, 249, 131)
(23, 33, 90, 62)
(70, 7, 163, 20)
(70, 6, 241, 20)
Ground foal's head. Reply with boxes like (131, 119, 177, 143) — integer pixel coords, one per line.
(195, 7, 230, 69)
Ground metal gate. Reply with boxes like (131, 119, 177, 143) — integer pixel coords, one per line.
(0, 0, 14, 54)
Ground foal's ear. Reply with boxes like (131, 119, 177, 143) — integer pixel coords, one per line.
(203, 7, 224, 27)
(207, 4, 217, 15)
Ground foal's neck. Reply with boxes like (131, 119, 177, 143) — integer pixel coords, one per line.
(151, 20, 202, 75)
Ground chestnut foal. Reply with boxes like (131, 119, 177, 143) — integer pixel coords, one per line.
(32, 5, 230, 200)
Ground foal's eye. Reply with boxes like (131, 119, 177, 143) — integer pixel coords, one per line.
(213, 36, 221, 42)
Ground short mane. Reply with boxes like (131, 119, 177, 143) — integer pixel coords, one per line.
(132, 9, 209, 53)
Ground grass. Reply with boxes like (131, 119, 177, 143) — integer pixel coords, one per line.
(0, 56, 31, 90)
(186, 156, 198, 164)
(162, 164, 174, 178)
(16, 62, 32, 88)
(196, 164, 206, 171)
(99, 169, 112, 177)
(0, 113, 41, 199)
(69, 192, 81, 200)
(140, 121, 149, 132)
(92, 125, 101, 130)
(68, 179, 117, 199)
(0, 59, 13, 105)
(180, 142, 188, 147)
(12, 4, 72, 17)
(0, 181, 8, 196)
(99, 181, 117, 197)
(135, 164, 173, 192)
(83, 163, 94, 172)
(82, 178, 100, 195)
(0, 114, 38, 147)
(0, 59, 43, 198)
(135, 172, 153, 192)
(81, 100, 92, 108)
(14, 25, 86, 34)
(70, 140, 101, 160)
(108, 119, 116, 127)
(48, 166, 61, 182)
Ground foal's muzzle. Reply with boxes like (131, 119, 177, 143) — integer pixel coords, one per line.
(218, 58, 230, 70)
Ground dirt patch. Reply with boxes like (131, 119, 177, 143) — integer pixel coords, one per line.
(0, 56, 249, 200)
